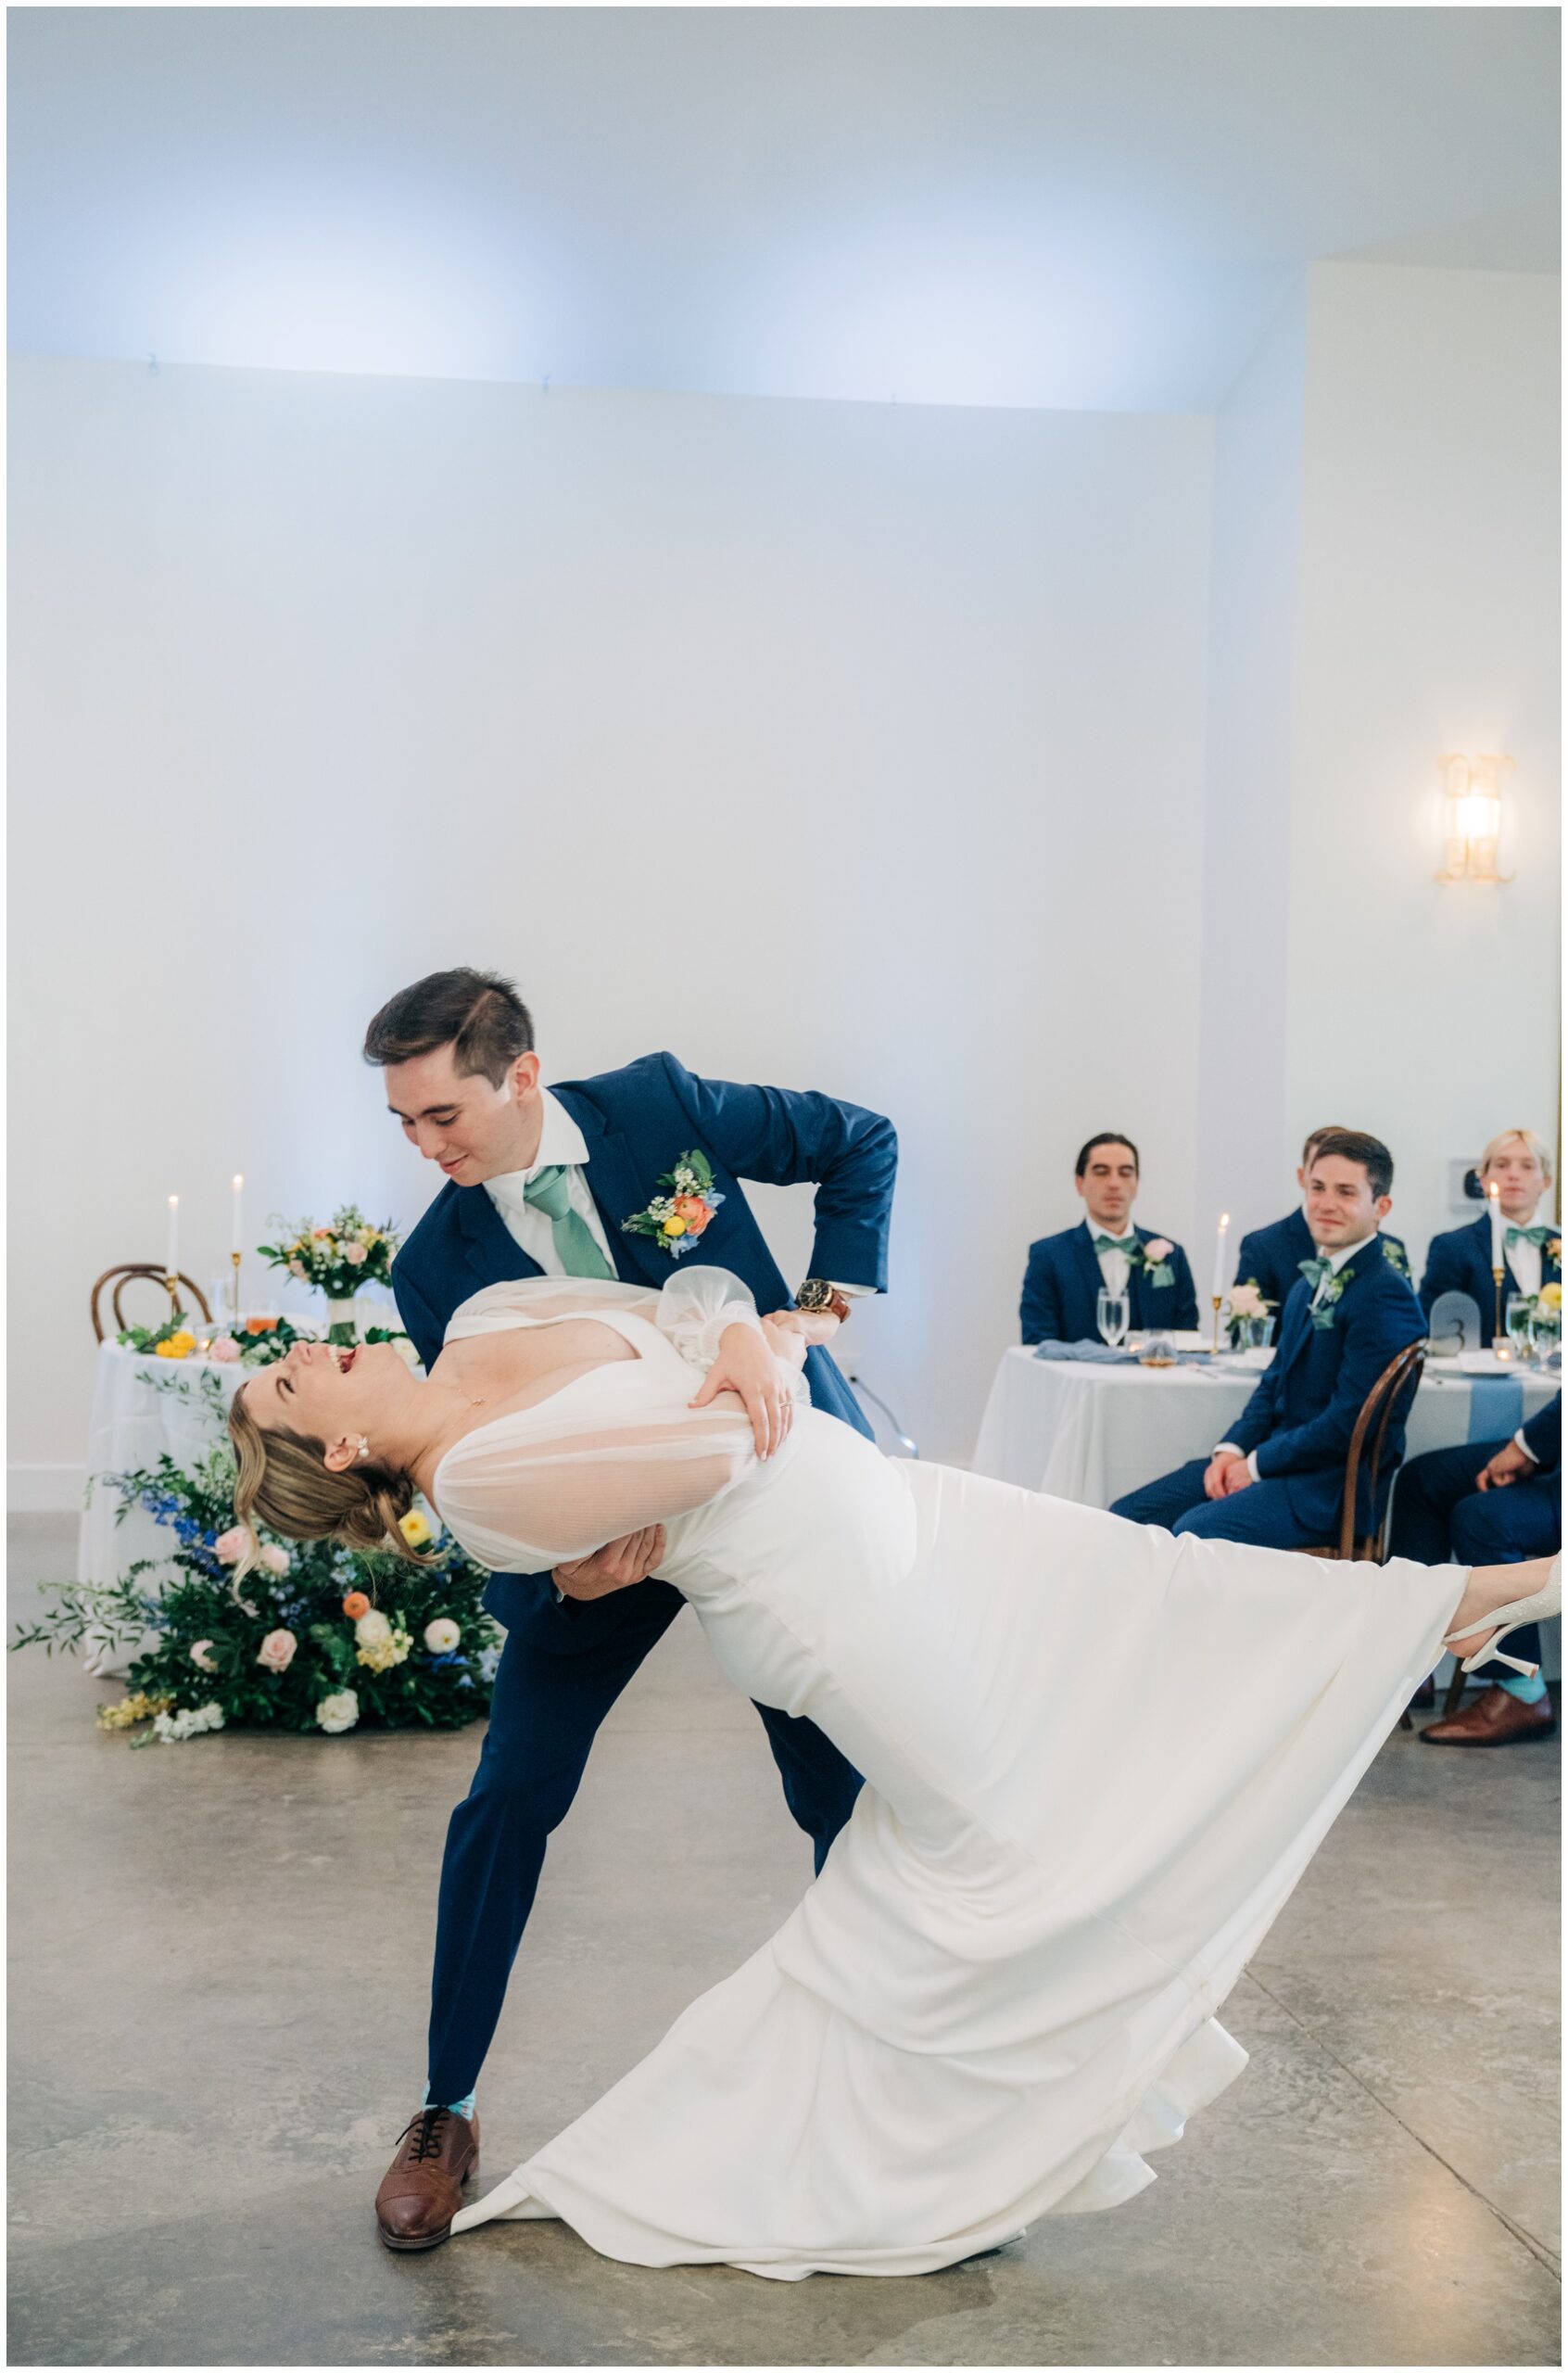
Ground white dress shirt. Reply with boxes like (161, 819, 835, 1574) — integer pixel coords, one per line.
(1083, 1214, 1137, 1301)
(484, 1089, 616, 1275)
(1215, 1232, 1376, 1480)
(1503, 1198, 1550, 1301)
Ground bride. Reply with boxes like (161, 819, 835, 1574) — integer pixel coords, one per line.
(230, 1265, 1558, 2280)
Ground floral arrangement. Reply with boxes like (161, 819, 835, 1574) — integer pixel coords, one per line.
(11, 1402, 499, 1744)
(623, 1150, 725, 1260)
(118, 1313, 310, 1369)
(1227, 1279, 1277, 1346)
(258, 1207, 399, 1303)
(1539, 1281, 1563, 1313)
(1381, 1238, 1411, 1278)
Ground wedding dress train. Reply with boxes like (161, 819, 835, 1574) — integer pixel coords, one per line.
(427, 1270, 1461, 2279)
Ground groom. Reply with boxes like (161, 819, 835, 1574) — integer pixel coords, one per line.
(364, 968, 897, 2248)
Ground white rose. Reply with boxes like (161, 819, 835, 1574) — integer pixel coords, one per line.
(354, 1609, 393, 1648)
(424, 1618, 461, 1655)
(316, 1689, 360, 1735)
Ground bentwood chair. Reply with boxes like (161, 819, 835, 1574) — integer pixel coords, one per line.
(90, 1264, 214, 1342)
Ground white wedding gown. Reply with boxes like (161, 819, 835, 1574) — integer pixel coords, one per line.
(432, 1270, 1461, 2280)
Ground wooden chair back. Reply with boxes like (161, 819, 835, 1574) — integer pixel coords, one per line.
(91, 1264, 214, 1343)
(1331, 1339, 1427, 1560)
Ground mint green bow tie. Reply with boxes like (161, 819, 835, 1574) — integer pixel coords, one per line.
(1297, 1255, 1334, 1289)
(1506, 1224, 1553, 1250)
(522, 1165, 614, 1279)
(1094, 1233, 1137, 1254)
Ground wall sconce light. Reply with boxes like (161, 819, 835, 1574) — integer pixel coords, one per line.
(1435, 752, 1513, 883)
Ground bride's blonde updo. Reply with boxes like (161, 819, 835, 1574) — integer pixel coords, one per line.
(227, 1384, 433, 1567)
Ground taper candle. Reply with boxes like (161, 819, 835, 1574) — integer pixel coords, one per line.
(232, 1174, 245, 1257)
(1487, 1180, 1505, 1271)
(166, 1194, 180, 1282)
(1211, 1212, 1231, 1307)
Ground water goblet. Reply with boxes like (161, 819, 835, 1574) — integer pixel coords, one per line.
(1504, 1294, 1535, 1363)
(1096, 1288, 1130, 1350)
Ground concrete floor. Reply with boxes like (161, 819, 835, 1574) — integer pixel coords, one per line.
(8, 1510, 1562, 2367)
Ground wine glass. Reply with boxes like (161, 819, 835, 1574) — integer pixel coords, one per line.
(1096, 1288, 1130, 1349)
(1527, 1303, 1562, 1369)
(1504, 1293, 1535, 1362)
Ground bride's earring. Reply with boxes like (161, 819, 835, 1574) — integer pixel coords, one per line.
(355, 1436, 370, 1461)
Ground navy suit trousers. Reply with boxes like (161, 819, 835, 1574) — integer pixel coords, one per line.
(426, 1579, 862, 2102)
(1387, 1439, 1562, 1680)
(1110, 1457, 1321, 1549)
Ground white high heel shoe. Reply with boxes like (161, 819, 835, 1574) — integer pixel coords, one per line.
(1443, 1554, 1562, 1678)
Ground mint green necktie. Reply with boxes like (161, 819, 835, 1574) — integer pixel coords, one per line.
(1093, 1234, 1137, 1254)
(1507, 1224, 1553, 1250)
(522, 1165, 615, 1279)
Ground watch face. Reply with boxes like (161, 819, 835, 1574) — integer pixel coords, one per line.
(796, 1280, 831, 1310)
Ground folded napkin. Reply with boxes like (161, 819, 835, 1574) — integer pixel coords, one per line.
(1032, 1339, 1138, 1364)
(1466, 1375, 1525, 1442)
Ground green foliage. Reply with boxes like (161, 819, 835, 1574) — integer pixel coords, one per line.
(11, 1418, 499, 1740)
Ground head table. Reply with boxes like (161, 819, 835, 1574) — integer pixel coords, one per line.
(971, 1344, 1559, 1507)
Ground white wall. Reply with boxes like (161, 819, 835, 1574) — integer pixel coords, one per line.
(9, 355, 1215, 1483)
(1285, 264, 1560, 1262)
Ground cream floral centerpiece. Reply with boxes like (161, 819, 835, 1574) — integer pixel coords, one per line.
(259, 1205, 399, 1344)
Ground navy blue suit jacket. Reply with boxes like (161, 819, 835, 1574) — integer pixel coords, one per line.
(1523, 1391, 1562, 1473)
(1419, 1212, 1562, 1347)
(1234, 1208, 1410, 1325)
(1020, 1224, 1199, 1344)
(393, 1051, 896, 1638)
(1223, 1238, 1426, 1534)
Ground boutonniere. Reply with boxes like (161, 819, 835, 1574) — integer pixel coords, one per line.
(1381, 1237, 1410, 1278)
(1299, 1255, 1351, 1330)
(1549, 1238, 1562, 1268)
(1133, 1237, 1177, 1289)
(623, 1149, 726, 1260)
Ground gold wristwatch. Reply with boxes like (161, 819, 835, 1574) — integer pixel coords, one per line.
(795, 1279, 852, 1324)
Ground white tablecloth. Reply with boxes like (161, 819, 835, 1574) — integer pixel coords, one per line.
(972, 1347, 1559, 1507)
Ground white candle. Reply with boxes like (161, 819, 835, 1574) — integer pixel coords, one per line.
(1211, 1212, 1231, 1304)
(232, 1174, 245, 1257)
(166, 1193, 180, 1283)
(1487, 1179, 1504, 1270)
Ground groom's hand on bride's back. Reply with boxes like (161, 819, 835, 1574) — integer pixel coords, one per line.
(553, 1527, 668, 1600)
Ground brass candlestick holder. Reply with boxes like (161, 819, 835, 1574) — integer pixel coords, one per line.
(1211, 1294, 1223, 1353)
(1493, 1264, 1507, 1353)
(231, 1250, 243, 1330)
(164, 1271, 181, 1316)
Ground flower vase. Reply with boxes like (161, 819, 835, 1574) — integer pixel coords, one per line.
(326, 1299, 359, 1348)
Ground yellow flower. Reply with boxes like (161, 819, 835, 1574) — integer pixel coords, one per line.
(155, 1334, 195, 1360)
(95, 1690, 173, 1731)
(1537, 1281, 1562, 1312)
(398, 1509, 434, 1549)
(356, 1626, 413, 1674)
(662, 1214, 688, 1238)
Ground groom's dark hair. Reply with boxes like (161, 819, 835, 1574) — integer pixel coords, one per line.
(363, 968, 535, 1086)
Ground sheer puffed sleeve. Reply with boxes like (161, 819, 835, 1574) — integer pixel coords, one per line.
(652, 1265, 765, 1370)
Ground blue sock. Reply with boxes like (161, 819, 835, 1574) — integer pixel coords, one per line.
(423, 2084, 476, 2119)
(1498, 1669, 1549, 1706)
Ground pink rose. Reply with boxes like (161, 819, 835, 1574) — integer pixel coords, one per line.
(343, 1242, 368, 1266)
(207, 1336, 242, 1364)
(190, 1640, 218, 1672)
(214, 1527, 248, 1565)
(259, 1543, 291, 1576)
(257, 1628, 297, 1673)
(1144, 1238, 1173, 1263)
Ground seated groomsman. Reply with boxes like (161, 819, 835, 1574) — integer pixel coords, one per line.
(1390, 1391, 1561, 1747)
(1020, 1133, 1198, 1344)
(1419, 1128, 1561, 1347)
(1110, 1131, 1423, 1547)
(1233, 1123, 1410, 1318)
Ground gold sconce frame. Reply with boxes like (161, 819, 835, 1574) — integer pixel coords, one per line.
(1435, 751, 1513, 884)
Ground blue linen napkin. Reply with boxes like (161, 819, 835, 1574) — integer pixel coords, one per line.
(1466, 1375, 1524, 1442)
(1031, 1339, 1138, 1365)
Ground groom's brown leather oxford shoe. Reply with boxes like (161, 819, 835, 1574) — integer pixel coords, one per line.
(374, 2104, 480, 2250)
(1421, 1684, 1556, 1748)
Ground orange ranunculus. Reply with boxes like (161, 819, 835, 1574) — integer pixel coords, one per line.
(245, 1315, 280, 1335)
(684, 1204, 712, 1235)
(674, 1195, 708, 1224)
(342, 1590, 371, 1619)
